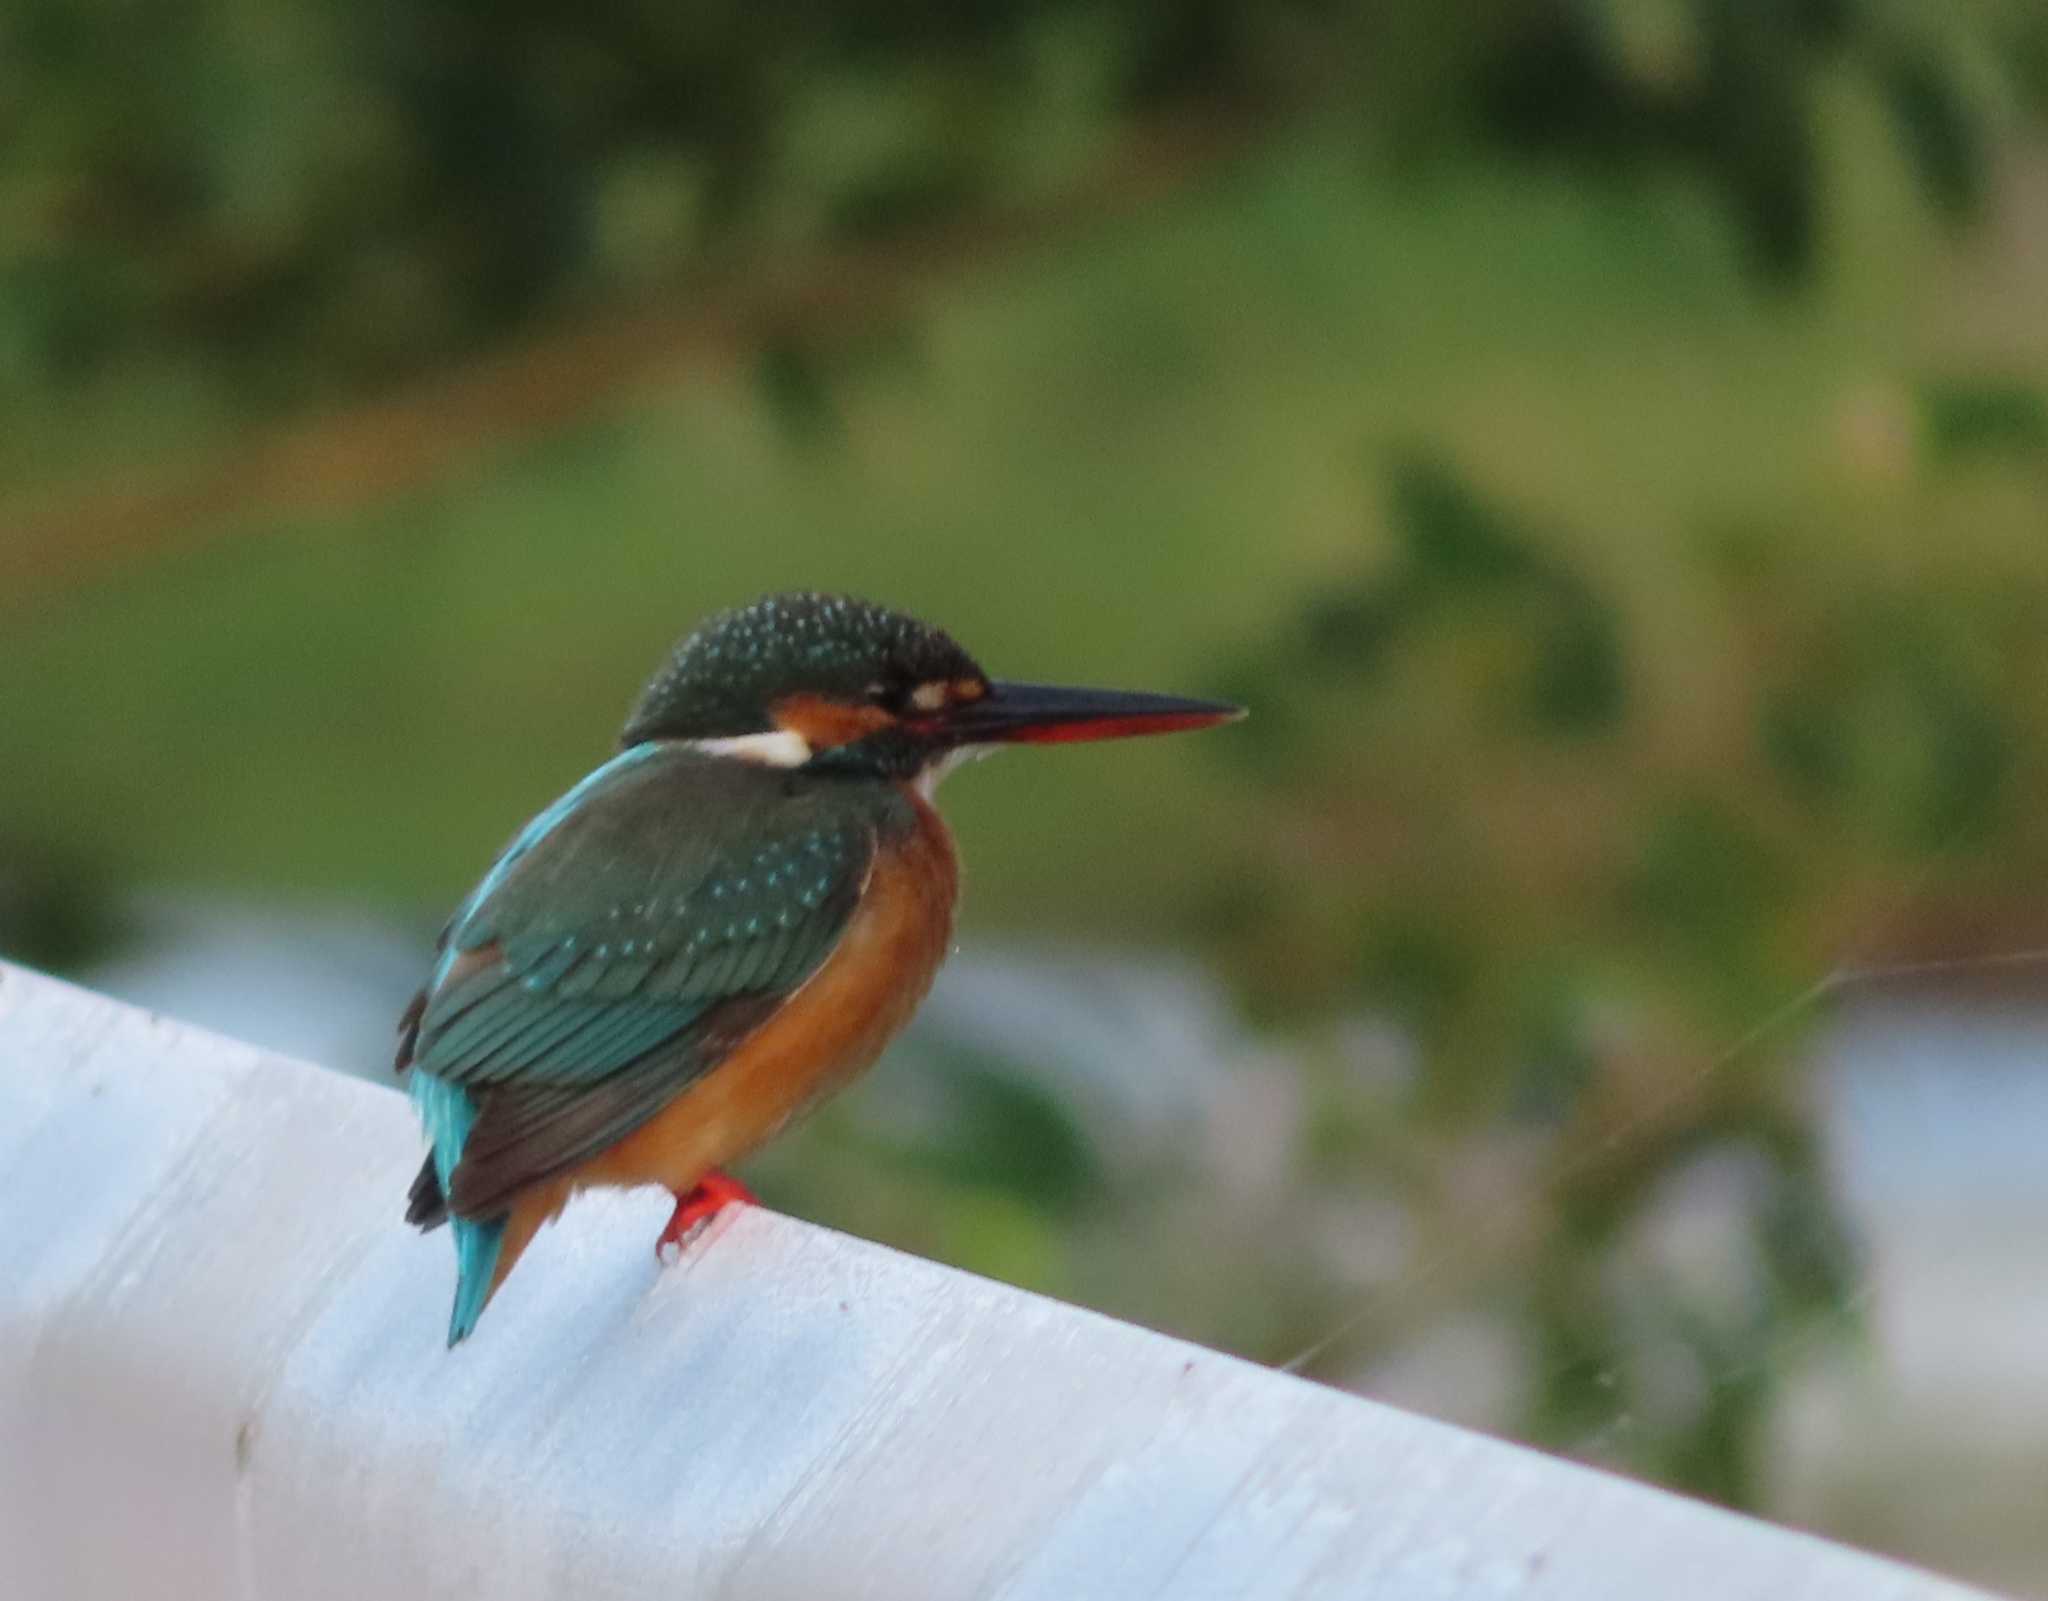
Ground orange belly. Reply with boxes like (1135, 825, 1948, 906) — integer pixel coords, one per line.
(489, 785, 958, 1290)
(586, 791, 957, 1190)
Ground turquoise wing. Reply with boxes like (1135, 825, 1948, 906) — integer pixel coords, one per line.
(399, 744, 882, 1222)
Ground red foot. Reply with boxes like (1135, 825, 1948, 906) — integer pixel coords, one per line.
(655, 1169, 754, 1265)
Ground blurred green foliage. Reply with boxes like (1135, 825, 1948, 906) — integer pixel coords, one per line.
(1209, 436, 2048, 1494)
(6, 0, 2048, 1538)
(6, 0, 2042, 432)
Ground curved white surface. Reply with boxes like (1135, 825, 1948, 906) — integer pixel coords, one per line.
(0, 960, 1996, 1600)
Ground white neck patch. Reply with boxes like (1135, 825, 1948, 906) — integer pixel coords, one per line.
(688, 729, 814, 768)
(686, 731, 996, 790)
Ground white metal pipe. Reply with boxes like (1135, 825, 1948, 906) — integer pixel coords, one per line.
(0, 960, 1995, 1600)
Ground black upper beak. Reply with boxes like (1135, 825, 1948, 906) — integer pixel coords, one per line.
(926, 680, 1245, 747)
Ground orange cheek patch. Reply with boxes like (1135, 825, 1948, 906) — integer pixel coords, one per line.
(772, 693, 898, 749)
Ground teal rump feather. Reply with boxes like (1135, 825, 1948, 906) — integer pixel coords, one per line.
(409, 1068, 502, 1345)
(447, 1216, 505, 1347)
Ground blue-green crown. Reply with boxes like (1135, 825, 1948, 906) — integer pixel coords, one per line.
(622, 592, 983, 744)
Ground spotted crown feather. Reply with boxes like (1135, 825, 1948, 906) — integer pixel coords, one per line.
(620, 592, 984, 745)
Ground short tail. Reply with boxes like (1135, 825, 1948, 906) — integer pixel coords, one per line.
(448, 1215, 506, 1347)
(409, 1068, 503, 1345)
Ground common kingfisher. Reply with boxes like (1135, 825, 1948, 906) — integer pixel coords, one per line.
(397, 592, 1241, 1344)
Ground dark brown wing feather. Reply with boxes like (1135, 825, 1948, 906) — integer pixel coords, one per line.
(445, 992, 781, 1218)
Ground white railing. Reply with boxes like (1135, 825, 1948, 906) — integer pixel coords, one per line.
(0, 959, 1997, 1600)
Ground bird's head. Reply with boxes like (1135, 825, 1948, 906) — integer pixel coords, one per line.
(621, 592, 1240, 781)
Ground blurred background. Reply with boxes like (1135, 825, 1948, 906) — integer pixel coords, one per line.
(6, 1, 2048, 1592)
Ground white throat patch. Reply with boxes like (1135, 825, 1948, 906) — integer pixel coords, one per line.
(688, 729, 814, 768)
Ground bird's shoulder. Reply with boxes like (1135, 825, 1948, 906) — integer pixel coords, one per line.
(395, 743, 917, 1082)
(453, 743, 911, 943)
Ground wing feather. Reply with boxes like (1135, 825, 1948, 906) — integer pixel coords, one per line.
(402, 744, 888, 1220)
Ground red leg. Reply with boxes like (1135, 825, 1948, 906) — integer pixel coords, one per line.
(655, 1168, 755, 1264)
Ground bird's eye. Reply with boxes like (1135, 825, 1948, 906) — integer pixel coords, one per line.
(864, 680, 899, 708)
(864, 676, 947, 715)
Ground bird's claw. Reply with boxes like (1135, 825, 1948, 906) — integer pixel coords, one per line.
(654, 1169, 754, 1266)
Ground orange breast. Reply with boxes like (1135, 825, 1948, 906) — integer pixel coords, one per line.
(573, 784, 959, 1197)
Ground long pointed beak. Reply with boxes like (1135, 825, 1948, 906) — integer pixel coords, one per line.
(927, 680, 1245, 747)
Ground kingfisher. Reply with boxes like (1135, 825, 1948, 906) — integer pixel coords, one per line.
(397, 591, 1240, 1344)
